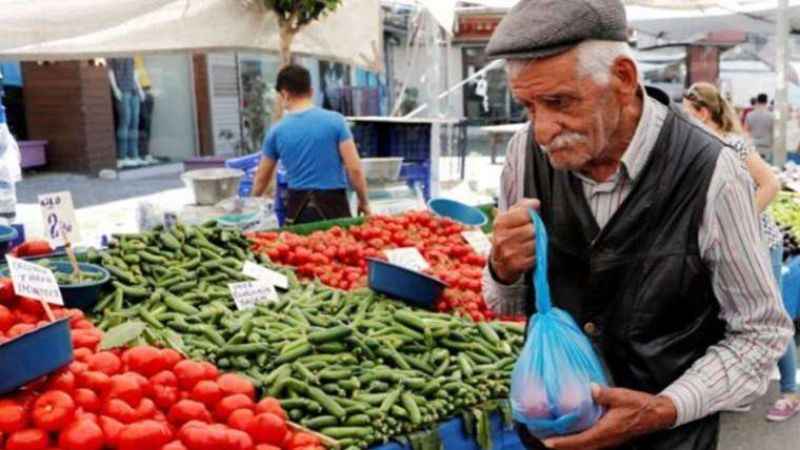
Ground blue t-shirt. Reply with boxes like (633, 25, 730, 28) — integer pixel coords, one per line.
(262, 107, 352, 190)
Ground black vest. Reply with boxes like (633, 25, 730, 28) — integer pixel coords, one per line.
(523, 88, 726, 450)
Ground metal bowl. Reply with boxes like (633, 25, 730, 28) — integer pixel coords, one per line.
(361, 157, 404, 182)
(182, 168, 244, 206)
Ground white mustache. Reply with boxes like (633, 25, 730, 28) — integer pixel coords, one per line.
(541, 132, 590, 153)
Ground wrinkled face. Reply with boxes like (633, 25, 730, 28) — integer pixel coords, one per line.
(508, 51, 623, 172)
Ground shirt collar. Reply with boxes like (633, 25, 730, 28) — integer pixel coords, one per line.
(618, 86, 655, 182)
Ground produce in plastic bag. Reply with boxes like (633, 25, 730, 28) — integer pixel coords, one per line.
(511, 210, 608, 439)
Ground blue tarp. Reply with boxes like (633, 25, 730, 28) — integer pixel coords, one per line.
(371, 413, 524, 450)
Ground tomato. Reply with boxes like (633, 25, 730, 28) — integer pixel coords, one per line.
(216, 374, 255, 401)
(214, 394, 255, 422)
(86, 352, 122, 376)
(226, 428, 254, 450)
(74, 389, 101, 413)
(7, 323, 35, 338)
(288, 432, 320, 449)
(0, 399, 28, 433)
(59, 419, 105, 450)
(178, 420, 226, 450)
(71, 329, 102, 350)
(160, 349, 183, 370)
(103, 398, 156, 425)
(168, 400, 212, 426)
(246, 413, 286, 445)
(173, 361, 207, 391)
(78, 371, 111, 396)
(99, 415, 125, 447)
(190, 380, 223, 408)
(72, 347, 93, 362)
(45, 369, 76, 392)
(227, 409, 255, 431)
(150, 370, 179, 389)
(122, 346, 167, 377)
(32, 390, 76, 431)
(151, 385, 179, 411)
(117, 420, 173, 450)
(0, 304, 13, 331)
(0, 277, 15, 304)
(254, 398, 286, 420)
(199, 362, 218, 381)
(5, 429, 49, 450)
(107, 374, 144, 406)
(162, 440, 189, 450)
(254, 445, 281, 450)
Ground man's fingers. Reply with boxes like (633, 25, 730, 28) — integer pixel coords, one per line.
(542, 423, 608, 450)
(514, 197, 541, 211)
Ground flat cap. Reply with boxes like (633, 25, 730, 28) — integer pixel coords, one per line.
(486, 0, 628, 60)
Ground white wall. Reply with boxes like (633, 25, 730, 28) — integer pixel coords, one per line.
(142, 54, 197, 161)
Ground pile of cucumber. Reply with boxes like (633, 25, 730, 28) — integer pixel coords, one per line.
(92, 223, 524, 449)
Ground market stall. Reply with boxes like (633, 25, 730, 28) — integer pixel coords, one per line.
(0, 203, 527, 450)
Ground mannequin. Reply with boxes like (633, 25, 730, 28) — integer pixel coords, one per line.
(0, 73, 21, 222)
(134, 55, 156, 163)
(108, 57, 144, 168)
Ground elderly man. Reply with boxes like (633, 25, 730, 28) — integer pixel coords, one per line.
(483, 1, 793, 450)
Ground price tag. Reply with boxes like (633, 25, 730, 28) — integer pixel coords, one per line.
(242, 261, 289, 290)
(5, 255, 63, 305)
(462, 230, 492, 257)
(38, 191, 80, 246)
(385, 247, 430, 272)
(228, 280, 278, 311)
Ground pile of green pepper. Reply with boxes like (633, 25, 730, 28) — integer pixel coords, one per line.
(92, 222, 524, 449)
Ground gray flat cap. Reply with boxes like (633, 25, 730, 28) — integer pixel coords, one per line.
(486, 0, 628, 60)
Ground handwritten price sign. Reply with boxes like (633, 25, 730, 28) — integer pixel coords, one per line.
(5, 255, 63, 305)
(38, 191, 80, 246)
(229, 280, 279, 311)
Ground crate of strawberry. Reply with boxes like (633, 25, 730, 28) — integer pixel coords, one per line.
(0, 292, 325, 450)
(248, 212, 495, 321)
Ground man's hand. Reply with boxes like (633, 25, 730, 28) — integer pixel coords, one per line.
(358, 201, 371, 217)
(490, 198, 540, 284)
(543, 385, 678, 450)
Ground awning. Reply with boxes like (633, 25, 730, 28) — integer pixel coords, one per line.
(0, 0, 383, 70)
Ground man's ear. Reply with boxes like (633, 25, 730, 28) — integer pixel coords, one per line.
(610, 57, 639, 102)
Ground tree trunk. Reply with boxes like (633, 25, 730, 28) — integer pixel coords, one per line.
(273, 21, 297, 123)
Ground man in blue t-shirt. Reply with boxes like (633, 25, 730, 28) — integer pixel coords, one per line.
(252, 64, 370, 224)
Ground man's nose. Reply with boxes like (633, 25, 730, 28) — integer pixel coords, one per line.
(533, 112, 562, 148)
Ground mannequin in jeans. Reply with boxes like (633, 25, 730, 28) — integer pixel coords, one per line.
(108, 57, 144, 168)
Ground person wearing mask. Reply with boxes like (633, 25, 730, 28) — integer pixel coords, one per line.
(251, 64, 370, 224)
(483, 0, 793, 448)
(0, 74, 21, 222)
(683, 82, 797, 421)
(745, 93, 775, 163)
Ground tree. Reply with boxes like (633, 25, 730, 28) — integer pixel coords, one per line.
(262, 0, 345, 66)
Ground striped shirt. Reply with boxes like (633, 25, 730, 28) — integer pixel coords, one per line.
(484, 93, 793, 427)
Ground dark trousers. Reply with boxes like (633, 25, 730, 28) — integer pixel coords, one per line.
(286, 189, 351, 225)
(138, 90, 155, 157)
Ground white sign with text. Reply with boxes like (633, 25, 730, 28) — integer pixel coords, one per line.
(242, 261, 289, 290)
(385, 247, 430, 272)
(38, 191, 80, 246)
(229, 280, 279, 311)
(6, 255, 63, 305)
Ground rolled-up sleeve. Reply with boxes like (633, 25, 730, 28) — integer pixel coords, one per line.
(661, 148, 793, 426)
(484, 127, 531, 317)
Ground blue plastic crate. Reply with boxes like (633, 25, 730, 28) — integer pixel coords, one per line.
(225, 153, 262, 172)
(400, 162, 431, 200)
(238, 180, 253, 197)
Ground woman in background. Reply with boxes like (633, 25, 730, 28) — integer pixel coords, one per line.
(684, 82, 797, 422)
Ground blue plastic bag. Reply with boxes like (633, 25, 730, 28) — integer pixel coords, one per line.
(511, 210, 608, 439)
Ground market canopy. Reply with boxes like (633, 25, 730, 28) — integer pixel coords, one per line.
(0, 0, 383, 70)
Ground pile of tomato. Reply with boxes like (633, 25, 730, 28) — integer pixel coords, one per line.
(0, 285, 324, 450)
(248, 211, 499, 321)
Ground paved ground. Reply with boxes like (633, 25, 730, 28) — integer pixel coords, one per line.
(17, 171, 184, 209)
(720, 380, 800, 450)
